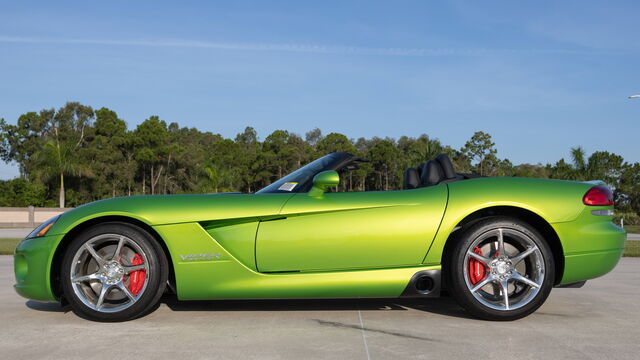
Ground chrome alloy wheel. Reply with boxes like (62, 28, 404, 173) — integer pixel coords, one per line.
(70, 234, 150, 313)
(462, 228, 545, 311)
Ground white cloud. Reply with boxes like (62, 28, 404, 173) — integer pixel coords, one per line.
(0, 35, 592, 57)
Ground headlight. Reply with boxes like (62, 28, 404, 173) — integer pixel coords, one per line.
(26, 215, 60, 239)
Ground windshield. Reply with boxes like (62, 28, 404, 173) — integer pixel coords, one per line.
(257, 153, 343, 194)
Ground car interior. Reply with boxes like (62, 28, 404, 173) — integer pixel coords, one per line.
(259, 152, 482, 194)
(403, 154, 479, 189)
(330, 153, 479, 193)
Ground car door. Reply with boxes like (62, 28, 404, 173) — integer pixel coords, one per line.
(255, 185, 448, 272)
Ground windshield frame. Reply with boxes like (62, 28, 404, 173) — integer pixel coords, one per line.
(256, 152, 356, 194)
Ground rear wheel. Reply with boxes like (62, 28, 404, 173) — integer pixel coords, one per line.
(446, 217, 554, 320)
(61, 222, 168, 321)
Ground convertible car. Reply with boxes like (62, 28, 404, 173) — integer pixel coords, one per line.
(14, 153, 625, 321)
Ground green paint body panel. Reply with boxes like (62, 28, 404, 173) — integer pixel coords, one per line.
(423, 177, 593, 265)
(46, 193, 295, 236)
(13, 176, 625, 303)
(552, 207, 625, 283)
(203, 219, 260, 271)
(155, 222, 439, 299)
(14, 234, 61, 301)
(257, 186, 447, 272)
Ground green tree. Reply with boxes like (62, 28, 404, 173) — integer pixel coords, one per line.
(261, 130, 301, 183)
(548, 158, 575, 180)
(586, 151, 624, 186)
(0, 178, 49, 207)
(1, 102, 638, 217)
(550, 148, 624, 185)
(462, 131, 497, 176)
(618, 163, 640, 214)
(0, 112, 49, 177)
(88, 107, 129, 198)
(133, 116, 168, 195)
(316, 133, 356, 155)
(367, 138, 400, 190)
(31, 103, 94, 207)
(305, 128, 323, 151)
(235, 127, 260, 192)
(570, 147, 587, 179)
(513, 164, 549, 178)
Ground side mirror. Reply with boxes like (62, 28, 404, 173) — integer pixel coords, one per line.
(308, 170, 339, 198)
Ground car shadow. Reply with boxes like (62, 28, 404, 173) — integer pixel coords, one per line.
(24, 296, 478, 321)
(161, 295, 477, 320)
(25, 300, 70, 312)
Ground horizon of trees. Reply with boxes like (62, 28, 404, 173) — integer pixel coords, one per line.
(0, 102, 638, 224)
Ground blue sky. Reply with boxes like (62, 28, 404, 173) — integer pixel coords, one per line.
(1, 1, 639, 179)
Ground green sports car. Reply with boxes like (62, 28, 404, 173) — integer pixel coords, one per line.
(14, 153, 625, 321)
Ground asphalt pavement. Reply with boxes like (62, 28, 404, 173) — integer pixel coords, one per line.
(0, 256, 638, 359)
(626, 233, 640, 240)
(0, 228, 33, 238)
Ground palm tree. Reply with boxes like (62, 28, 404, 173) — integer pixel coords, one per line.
(203, 165, 219, 193)
(570, 147, 587, 180)
(35, 137, 90, 208)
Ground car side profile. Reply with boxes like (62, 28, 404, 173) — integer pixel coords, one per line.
(14, 153, 626, 321)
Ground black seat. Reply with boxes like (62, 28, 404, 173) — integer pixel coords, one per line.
(404, 154, 461, 189)
(435, 154, 456, 180)
(403, 168, 420, 189)
(419, 160, 445, 187)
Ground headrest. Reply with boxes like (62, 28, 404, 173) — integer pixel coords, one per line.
(403, 168, 420, 189)
(435, 154, 456, 179)
(420, 160, 444, 187)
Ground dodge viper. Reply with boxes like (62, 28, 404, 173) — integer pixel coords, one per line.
(14, 153, 625, 321)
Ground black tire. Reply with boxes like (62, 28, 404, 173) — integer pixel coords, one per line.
(61, 222, 168, 322)
(445, 217, 555, 321)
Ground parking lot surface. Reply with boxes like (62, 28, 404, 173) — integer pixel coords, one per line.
(1, 256, 638, 359)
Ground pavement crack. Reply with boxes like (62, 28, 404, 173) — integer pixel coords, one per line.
(313, 319, 435, 342)
(358, 310, 371, 360)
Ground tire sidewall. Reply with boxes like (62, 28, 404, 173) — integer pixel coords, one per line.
(447, 217, 555, 321)
(61, 222, 168, 322)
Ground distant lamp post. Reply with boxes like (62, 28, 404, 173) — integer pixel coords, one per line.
(629, 95, 640, 99)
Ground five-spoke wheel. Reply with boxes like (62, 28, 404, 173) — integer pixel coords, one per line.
(61, 222, 168, 321)
(447, 217, 554, 320)
(70, 234, 150, 312)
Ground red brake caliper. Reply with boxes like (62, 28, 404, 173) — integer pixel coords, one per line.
(468, 247, 487, 285)
(127, 254, 146, 295)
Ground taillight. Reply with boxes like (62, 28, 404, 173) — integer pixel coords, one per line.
(583, 185, 614, 206)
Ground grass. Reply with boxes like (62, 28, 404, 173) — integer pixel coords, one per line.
(623, 225, 640, 234)
(0, 238, 21, 255)
(624, 240, 640, 257)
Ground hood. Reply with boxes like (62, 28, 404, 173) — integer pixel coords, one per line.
(49, 192, 293, 236)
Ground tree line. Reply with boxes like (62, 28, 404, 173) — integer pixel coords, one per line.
(0, 102, 638, 224)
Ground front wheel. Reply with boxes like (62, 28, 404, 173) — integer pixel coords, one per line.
(61, 222, 168, 322)
(446, 217, 555, 320)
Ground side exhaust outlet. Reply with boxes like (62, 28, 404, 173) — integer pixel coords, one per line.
(415, 275, 435, 294)
(400, 269, 441, 298)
